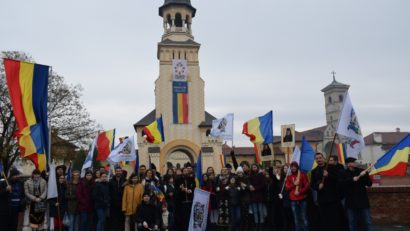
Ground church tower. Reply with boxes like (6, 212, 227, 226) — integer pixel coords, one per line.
(134, 0, 223, 173)
(321, 72, 350, 155)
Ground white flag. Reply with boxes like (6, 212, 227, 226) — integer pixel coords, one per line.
(336, 93, 365, 158)
(81, 138, 96, 177)
(108, 135, 136, 163)
(188, 189, 210, 231)
(287, 146, 301, 175)
(47, 163, 58, 199)
(210, 113, 234, 140)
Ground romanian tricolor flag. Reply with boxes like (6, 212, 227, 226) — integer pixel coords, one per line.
(143, 116, 165, 144)
(337, 143, 347, 165)
(242, 111, 273, 145)
(370, 134, 410, 176)
(173, 92, 188, 124)
(4, 59, 50, 171)
(95, 129, 115, 161)
(219, 153, 226, 168)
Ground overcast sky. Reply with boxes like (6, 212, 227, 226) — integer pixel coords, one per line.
(1, 0, 409, 146)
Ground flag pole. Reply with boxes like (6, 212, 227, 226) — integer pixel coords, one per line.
(321, 133, 338, 185)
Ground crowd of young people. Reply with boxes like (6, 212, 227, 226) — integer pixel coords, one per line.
(0, 150, 374, 231)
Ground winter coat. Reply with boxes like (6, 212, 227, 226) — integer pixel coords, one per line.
(341, 167, 372, 209)
(311, 165, 341, 205)
(49, 183, 66, 217)
(92, 181, 110, 209)
(285, 171, 309, 201)
(65, 181, 79, 213)
(122, 183, 144, 215)
(24, 177, 47, 202)
(135, 202, 160, 227)
(216, 175, 230, 201)
(160, 183, 176, 212)
(228, 185, 241, 207)
(76, 179, 93, 212)
(248, 172, 266, 203)
(9, 178, 26, 212)
(0, 180, 10, 215)
(109, 176, 126, 208)
(201, 180, 217, 210)
(237, 175, 250, 206)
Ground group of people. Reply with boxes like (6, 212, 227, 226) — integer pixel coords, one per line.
(0, 150, 374, 231)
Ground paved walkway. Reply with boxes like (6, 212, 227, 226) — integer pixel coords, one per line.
(375, 224, 410, 231)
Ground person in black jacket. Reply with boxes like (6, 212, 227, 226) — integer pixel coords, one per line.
(8, 168, 25, 231)
(311, 153, 344, 231)
(135, 193, 160, 231)
(342, 157, 374, 231)
(92, 172, 110, 231)
(108, 167, 126, 231)
(0, 174, 12, 229)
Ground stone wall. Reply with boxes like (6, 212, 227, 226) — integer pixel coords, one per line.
(368, 186, 410, 224)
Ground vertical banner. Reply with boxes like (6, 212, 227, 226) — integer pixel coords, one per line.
(172, 59, 189, 124)
(188, 189, 210, 231)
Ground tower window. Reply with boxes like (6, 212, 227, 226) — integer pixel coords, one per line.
(339, 95, 343, 102)
(175, 13, 183, 27)
(328, 96, 332, 103)
(167, 14, 172, 28)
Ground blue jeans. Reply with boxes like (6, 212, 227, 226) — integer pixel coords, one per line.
(250, 203, 265, 224)
(68, 212, 79, 231)
(290, 200, 309, 231)
(95, 208, 107, 231)
(347, 208, 374, 231)
(230, 205, 241, 229)
(80, 212, 90, 231)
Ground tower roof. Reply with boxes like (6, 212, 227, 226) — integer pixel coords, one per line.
(159, 0, 196, 17)
(321, 78, 350, 92)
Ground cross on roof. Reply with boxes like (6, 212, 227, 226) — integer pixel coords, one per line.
(331, 70, 336, 81)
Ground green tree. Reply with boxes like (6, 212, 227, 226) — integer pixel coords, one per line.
(0, 51, 100, 173)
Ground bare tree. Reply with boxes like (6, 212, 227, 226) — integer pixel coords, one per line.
(0, 51, 100, 172)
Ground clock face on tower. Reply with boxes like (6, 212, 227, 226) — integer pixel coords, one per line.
(172, 59, 188, 82)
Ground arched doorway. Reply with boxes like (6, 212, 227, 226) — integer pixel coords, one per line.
(166, 148, 194, 169)
(159, 139, 200, 173)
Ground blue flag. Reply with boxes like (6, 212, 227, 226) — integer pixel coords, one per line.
(196, 151, 203, 187)
(299, 136, 316, 173)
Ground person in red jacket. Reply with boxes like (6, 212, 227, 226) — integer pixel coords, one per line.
(285, 161, 309, 231)
(76, 171, 94, 231)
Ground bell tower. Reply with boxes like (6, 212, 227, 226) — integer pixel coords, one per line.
(321, 71, 350, 155)
(159, 0, 196, 42)
(134, 0, 223, 174)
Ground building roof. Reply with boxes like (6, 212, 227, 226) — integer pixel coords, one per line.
(159, 39, 200, 47)
(134, 109, 156, 127)
(198, 111, 216, 128)
(273, 125, 327, 144)
(159, 0, 196, 17)
(321, 78, 350, 92)
(364, 131, 409, 151)
(133, 109, 216, 128)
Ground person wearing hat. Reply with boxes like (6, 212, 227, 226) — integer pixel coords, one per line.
(341, 157, 373, 231)
(135, 193, 160, 231)
(285, 161, 309, 231)
(311, 153, 344, 231)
